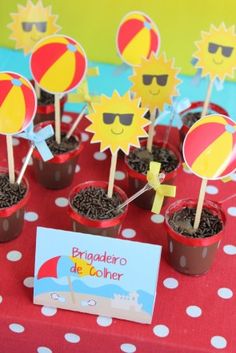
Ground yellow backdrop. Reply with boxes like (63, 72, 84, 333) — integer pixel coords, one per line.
(1, 0, 236, 75)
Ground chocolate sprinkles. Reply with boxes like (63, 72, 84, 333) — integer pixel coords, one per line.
(0, 174, 26, 209)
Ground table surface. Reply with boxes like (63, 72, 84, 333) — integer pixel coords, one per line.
(0, 114, 236, 353)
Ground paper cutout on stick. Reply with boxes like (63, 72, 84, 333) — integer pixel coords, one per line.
(183, 114, 236, 180)
(130, 53, 181, 111)
(0, 72, 37, 135)
(193, 23, 236, 81)
(116, 11, 160, 66)
(8, 0, 61, 55)
(30, 34, 87, 94)
(86, 91, 149, 155)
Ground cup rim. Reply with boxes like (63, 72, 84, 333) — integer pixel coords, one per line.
(68, 180, 128, 228)
(164, 198, 226, 247)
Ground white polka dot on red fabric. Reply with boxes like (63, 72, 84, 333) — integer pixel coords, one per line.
(115, 171, 125, 181)
(96, 316, 112, 327)
(41, 306, 57, 317)
(55, 197, 68, 207)
(6, 250, 22, 262)
(62, 115, 72, 123)
(121, 228, 136, 239)
(186, 305, 202, 318)
(23, 277, 34, 288)
(206, 185, 219, 195)
(75, 164, 80, 173)
(64, 333, 80, 343)
(151, 214, 164, 224)
(81, 132, 89, 142)
(211, 336, 227, 349)
(0, 295, 2, 304)
(93, 151, 107, 161)
(217, 288, 233, 299)
(37, 347, 52, 353)
(227, 207, 236, 216)
(223, 244, 236, 255)
(22, 156, 33, 166)
(9, 323, 25, 333)
(12, 138, 20, 146)
(153, 324, 169, 337)
(163, 277, 179, 289)
(120, 343, 136, 353)
(24, 211, 38, 222)
(230, 173, 236, 181)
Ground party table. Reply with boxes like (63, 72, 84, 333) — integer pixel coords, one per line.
(0, 114, 236, 353)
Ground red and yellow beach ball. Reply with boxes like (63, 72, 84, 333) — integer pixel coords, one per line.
(0, 72, 37, 135)
(183, 115, 236, 180)
(116, 11, 160, 66)
(30, 35, 87, 94)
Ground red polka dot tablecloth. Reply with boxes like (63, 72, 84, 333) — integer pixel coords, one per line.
(0, 113, 236, 353)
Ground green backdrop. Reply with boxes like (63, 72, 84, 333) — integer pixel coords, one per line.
(1, 0, 236, 75)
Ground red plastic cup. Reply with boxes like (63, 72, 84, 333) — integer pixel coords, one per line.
(179, 101, 228, 144)
(164, 198, 226, 275)
(68, 181, 128, 237)
(32, 121, 84, 189)
(125, 140, 181, 210)
(0, 170, 30, 243)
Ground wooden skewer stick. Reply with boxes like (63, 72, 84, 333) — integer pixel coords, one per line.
(147, 109, 157, 152)
(6, 135, 15, 184)
(66, 105, 87, 139)
(17, 145, 34, 185)
(55, 94, 61, 144)
(107, 152, 118, 198)
(201, 79, 214, 118)
(194, 178, 208, 230)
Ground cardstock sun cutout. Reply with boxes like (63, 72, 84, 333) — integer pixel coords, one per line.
(86, 91, 149, 155)
(8, 0, 61, 54)
(193, 23, 236, 80)
(130, 53, 181, 112)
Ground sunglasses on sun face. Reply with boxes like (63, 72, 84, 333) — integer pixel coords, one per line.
(208, 42, 234, 58)
(142, 74, 168, 86)
(21, 21, 47, 33)
(103, 113, 134, 126)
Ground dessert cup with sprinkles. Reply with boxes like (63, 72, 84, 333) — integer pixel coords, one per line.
(68, 181, 128, 237)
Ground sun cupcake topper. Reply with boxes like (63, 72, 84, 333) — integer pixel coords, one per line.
(86, 91, 149, 197)
(8, 0, 60, 55)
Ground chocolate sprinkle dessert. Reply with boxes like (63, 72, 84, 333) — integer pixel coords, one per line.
(0, 174, 26, 208)
(182, 111, 202, 128)
(72, 187, 123, 220)
(168, 207, 223, 238)
(127, 146, 178, 175)
(37, 90, 54, 106)
(46, 133, 79, 155)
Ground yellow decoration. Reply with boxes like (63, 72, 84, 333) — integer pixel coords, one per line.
(193, 23, 236, 80)
(147, 161, 176, 214)
(86, 91, 149, 155)
(130, 53, 181, 111)
(8, 0, 60, 54)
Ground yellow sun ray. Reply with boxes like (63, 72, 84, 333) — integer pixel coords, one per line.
(130, 53, 181, 112)
(86, 91, 150, 155)
(193, 23, 236, 80)
(8, 0, 61, 54)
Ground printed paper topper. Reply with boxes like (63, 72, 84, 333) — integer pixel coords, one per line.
(130, 53, 181, 111)
(30, 34, 87, 94)
(193, 23, 236, 80)
(86, 91, 150, 155)
(8, 0, 60, 55)
(116, 11, 160, 66)
(0, 72, 37, 135)
(183, 115, 236, 180)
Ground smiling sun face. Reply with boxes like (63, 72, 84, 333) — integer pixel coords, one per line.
(130, 53, 181, 111)
(194, 23, 236, 80)
(8, 0, 60, 54)
(86, 91, 149, 155)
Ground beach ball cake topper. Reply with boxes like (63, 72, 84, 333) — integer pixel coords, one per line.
(116, 11, 160, 67)
(193, 23, 236, 80)
(30, 34, 87, 94)
(8, 0, 60, 55)
(183, 114, 236, 180)
(130, 53, 181, 111)
(86, 91, 149, 155)
(0, 72, 37, 135)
